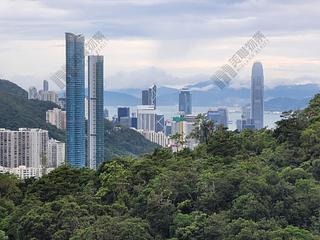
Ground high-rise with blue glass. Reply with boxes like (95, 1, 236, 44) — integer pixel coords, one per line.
(179, 88, 192, 115)
(65, 33, 86, 167)
(88, 55, 104, 169)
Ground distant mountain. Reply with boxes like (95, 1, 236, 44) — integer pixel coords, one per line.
(104, 91, 140, 106)
(105, 83, 319, 112)
(0, 79, 158, 161)
(264, 97, 310, 112)
(265, 84, 319, 99)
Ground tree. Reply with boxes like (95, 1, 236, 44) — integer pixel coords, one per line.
(190, 114, 215, 145)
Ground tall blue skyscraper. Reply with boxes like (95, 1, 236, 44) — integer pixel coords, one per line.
(88, 55, 104, 169)
(251, 62, 264, 130)
(65, 32, 86, 167)
(43, 80, 49, 91)
(179, 88, 192, 115)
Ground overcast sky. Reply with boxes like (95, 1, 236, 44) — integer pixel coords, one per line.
(0, 0, 319, 90)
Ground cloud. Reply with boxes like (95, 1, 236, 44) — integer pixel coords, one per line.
(0, 0, 319, 90)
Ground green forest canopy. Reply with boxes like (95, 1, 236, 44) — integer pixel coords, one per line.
(1, 94, 320, 239)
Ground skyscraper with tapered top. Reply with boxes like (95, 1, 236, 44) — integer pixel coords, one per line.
(251, 61, 264, 130)
(65, 32, 85, 167)
(87, 55, 104, 170)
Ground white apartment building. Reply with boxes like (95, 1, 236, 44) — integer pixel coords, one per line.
(0, 128, 48, 168)
(136, 129, 170, 147)
(0, 166, 55, 180)
(0, 128, 65, 179)
(137, 105, 157, 131)
(46, 108, 66, 129)
(0, 166, 43, 179)
(47, 139, 65, 168)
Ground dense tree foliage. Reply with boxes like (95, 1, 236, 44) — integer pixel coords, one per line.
(2, 84, 320, 239)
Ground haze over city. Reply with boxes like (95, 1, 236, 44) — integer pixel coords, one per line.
(0, 0, 319, 90)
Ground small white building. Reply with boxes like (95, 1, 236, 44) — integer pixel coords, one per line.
(136, 129, 170, 147)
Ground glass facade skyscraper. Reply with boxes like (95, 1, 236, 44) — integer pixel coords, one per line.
(141, 85, 157, 108)
(43, 80, 49, 91)
(88, 55, 104, 170)
(251, 61, 264, 130)
(65, 33, 86, 167)
(142, 90, 149, 105)
(179, 88, 192, 115)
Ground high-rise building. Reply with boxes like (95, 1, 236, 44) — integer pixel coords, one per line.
(117, 107, 130, 122)
(47, 139, 65, 168)
(28, 86, 38, 99)
(142, 90, 149, 105)
(87, 55, 104, 170)
(43, 80, 49, 91)
(207, 108, 228, 127)
(137, 105, 156, 131)
(46, 108, 66, 130)
(65, 32, 86, 167)
(251, 62, 264, 130)
(131, 117, 138, 129)
(0, 128, 48, 168)
(141, 85, 157, 108)
(179, 88, 192, 115)
(117, 107, 131, 127)
(241, 105, 251, 121)
(155, 114, 165, 133)
(117, 107, 131, 128)
(149, 84, 157, 108)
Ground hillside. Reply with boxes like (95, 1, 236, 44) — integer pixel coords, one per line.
(0, 80, 65, 141)
(0, 79, 158, 161)
(1, 94, 320, 239)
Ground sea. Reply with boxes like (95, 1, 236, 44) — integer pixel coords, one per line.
(105, 105, 283, 131)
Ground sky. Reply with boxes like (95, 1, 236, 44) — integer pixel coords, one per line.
(0, 0, 319, 91)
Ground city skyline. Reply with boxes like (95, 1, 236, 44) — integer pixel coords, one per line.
(0, 0, 319, 90)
